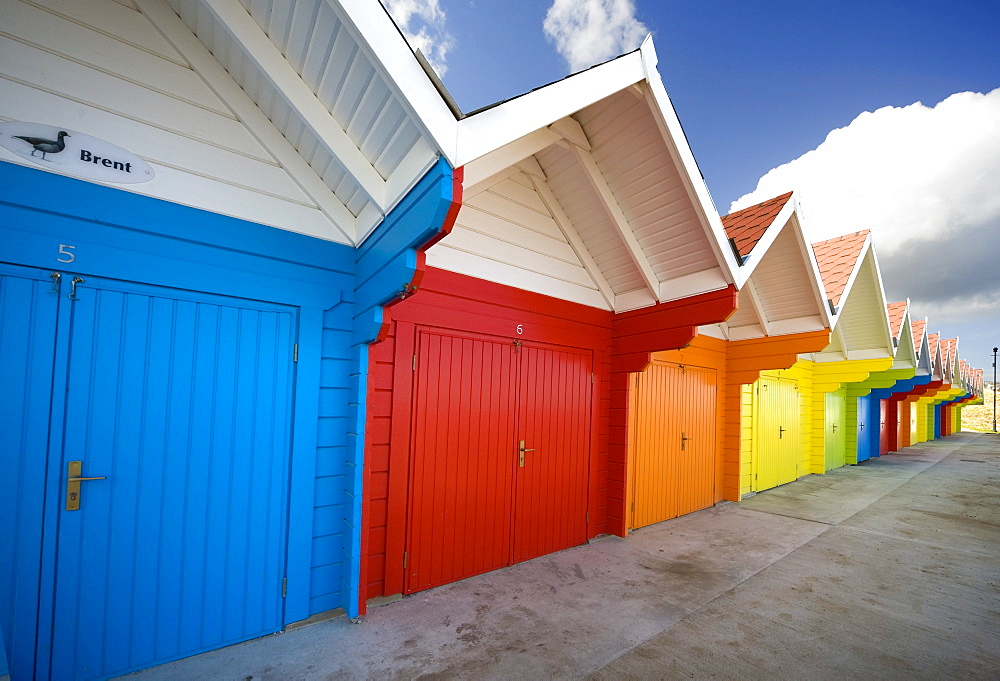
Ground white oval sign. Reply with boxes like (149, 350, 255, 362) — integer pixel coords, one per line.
(0, 121, 154, 184)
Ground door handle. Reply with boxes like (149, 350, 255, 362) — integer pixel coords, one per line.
(518, 440, 536, 467)
(681, 432, 691, 451)
(66, 461, 106, 511)
(779, 426, 786, 439)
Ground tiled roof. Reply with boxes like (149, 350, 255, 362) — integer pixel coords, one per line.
(721, 191, 793, 258)
(942, 338, 957, 367)
(886, 301, 907, 341)
(928, 333, 940, 365)
(911, 319, 926, 356)
(811, 230, 869, 307)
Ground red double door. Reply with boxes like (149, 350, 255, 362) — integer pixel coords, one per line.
(404, 328, 592, 593)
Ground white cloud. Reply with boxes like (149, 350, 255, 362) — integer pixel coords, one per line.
(543, 0, 649, 73)
(730, 89, 1000, 253)
(381, 0, 455, 77)
(731, 89, 1000, 358)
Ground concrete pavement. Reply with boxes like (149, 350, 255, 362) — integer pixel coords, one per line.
(124, 432, 1000, 680)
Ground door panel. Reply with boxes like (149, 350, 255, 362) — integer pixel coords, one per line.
(676, 366, 717, 517)
(857, 396, 870, 462)
(405, 330, 592, 593)
(825, 390, 846, 470)
(406, 331, 518, 593)
(879, 400, 890, 455)
(755, 378, 799, 491)
(1, 270, 297, 681)
(513, 344, 591, 563)
(630, 362, 717, 528)
(630, 363, 682, 527)
(0, 265, 60, 680)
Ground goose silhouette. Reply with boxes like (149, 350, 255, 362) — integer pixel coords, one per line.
(12, 131, 70, 161)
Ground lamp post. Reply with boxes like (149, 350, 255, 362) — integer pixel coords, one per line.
(993, 347, 998, 433)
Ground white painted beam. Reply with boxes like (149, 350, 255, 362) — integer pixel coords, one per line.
(198, 0, 387, 211)
(529, 174, 616, 309)
(135, 0, 356, 242)
(568, 143, 660, 301)
(462, 128, 561, 189)
(741, 279, 771, 336)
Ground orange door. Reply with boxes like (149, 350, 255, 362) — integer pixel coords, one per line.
(629, 361, 717, 529)
(405, 329, 592, 593)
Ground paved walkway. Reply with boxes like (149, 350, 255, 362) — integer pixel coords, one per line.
(124, 432, 1000, 680)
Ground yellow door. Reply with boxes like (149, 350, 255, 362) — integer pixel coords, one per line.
(754, 377, 799, 491)
(629, 362, 717, 529)
(825, 388, 847, 470)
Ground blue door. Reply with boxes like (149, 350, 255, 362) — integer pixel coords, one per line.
(1, 265, 297, 680)
(856, 395, 871, 462)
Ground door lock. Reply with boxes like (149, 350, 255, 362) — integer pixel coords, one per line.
(518, 440, 536, 467)
(66, 460, 107, 511)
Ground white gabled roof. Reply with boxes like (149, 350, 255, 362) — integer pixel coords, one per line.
(700, 192, 830, 341)
(161, 1, 739, 307)
(161, 0, 454, 244)
(805, 230, 894, 362)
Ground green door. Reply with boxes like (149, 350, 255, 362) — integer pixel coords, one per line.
(825, 388, 847, 470)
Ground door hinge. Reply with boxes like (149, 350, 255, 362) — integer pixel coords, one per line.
(282, 577, 287, 598)
(293, 344, 299, 363)
(412, 354, 416, 371)
(403, 551, 408, 569)
(592, 372, 595, 384)
(586, 511, 590, 524)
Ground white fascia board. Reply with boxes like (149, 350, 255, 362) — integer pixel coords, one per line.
(829, 239, 892, 355)
(200, 0, 387, 211)
(735, 199, 795, 282)
(336, 0, 459, 161)
(638, 37, 739, 288)
(462, 128, 562, 190)
(846, 348, 894, 361)
(657, 271, 732, 304)
(795, 203, 835, 329)
(866, 240, 897, 354)
(454, 53, 645, 166)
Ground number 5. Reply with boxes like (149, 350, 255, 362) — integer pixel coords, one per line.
(58, 244, 76, 263)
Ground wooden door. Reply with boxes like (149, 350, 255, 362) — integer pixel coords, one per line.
(2, 268, 296, 681)
(405, 329, 592, 593)
(629, 362, 717, 528)
(513, 344, 591, 563)
(755, 377, 799, 491)
(825, 389, 847, 470)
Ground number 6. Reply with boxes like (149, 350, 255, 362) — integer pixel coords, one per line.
(516, 324, 523, 335)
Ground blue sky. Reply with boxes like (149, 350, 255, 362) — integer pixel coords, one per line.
(383, 0, 1000, 373)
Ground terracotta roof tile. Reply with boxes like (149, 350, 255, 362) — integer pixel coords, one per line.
(886, 301, 907, 341)
(928, 333, 940, 364)
(911, 319, 925, 355)
(721, 191, 793, 258)
(942, 338, 957, 366)
(811, 230, 869, 307)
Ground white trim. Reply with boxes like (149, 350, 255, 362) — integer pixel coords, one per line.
(530, 174, 615, 309)
(462, 128, 562, 191)
(736, 199, 795, 282)
(454, 53, 646, 167)
(335, 0, 458, 160)
(199, 0, 387, 212)
(568, 143, 659, 300)
(637, 38, 739, 287)
(741, 280, 771, 336)
(135, 0, 355, 242)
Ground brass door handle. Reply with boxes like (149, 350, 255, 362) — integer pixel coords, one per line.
(66, 461, 106, 511)
(518, 440, 536, 467)
(681, 432, 691, 451)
